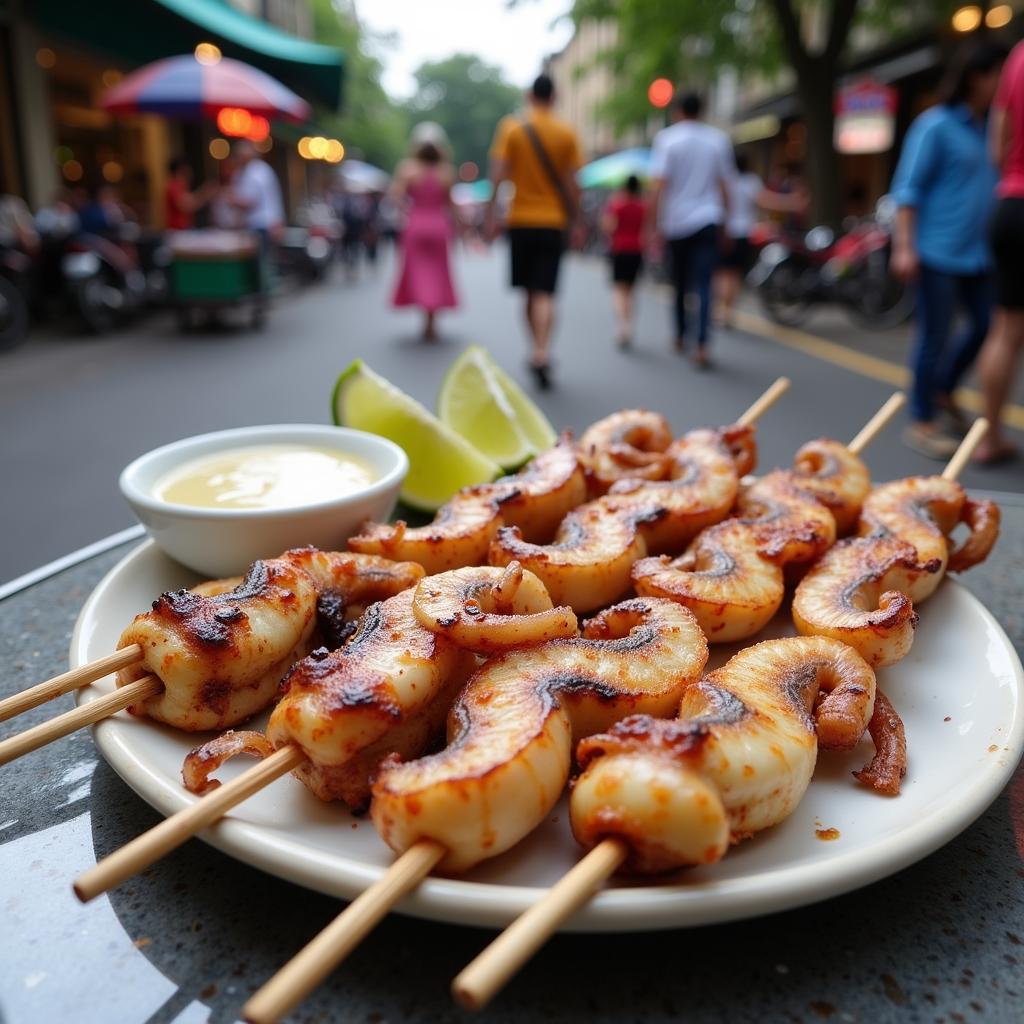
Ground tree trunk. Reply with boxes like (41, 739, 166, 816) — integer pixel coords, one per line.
(797, 62, 843, 229)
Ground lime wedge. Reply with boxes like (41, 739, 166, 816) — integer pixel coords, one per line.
(439, 346, 557, 469)
(332, 360, 500, 512)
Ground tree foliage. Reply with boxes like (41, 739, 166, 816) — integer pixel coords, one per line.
(308, 0, 408, 170)
(405, 54, 522, 170)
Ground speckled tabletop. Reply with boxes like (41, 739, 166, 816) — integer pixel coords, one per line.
(2, 504, 1023, 1024)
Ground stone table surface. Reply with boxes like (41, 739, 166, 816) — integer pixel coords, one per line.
(1, 504, 1023, 1024)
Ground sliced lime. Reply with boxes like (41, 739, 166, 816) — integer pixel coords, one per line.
(332, 359, 501, 512)
(438, 345, 557, 469)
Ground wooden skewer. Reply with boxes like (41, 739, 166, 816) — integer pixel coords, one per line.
(943, 417, 988, 481)
(448, 392, 917, 1010)
(736, 376, 789, 426)
(847, 392, 905, 455)
(242, 840, 446, 1024)
(0, 644, 143, 724)
(74, 743, 305, 902)
(0, 674, 161, 767)
(453, 837, 629, 1011)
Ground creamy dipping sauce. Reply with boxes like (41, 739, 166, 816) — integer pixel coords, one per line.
(153, 444, 378, 510)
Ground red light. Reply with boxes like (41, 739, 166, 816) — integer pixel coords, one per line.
(648, 78, 673, 109)
(247, 115, 270, 142)
(216, 107, 252, 137)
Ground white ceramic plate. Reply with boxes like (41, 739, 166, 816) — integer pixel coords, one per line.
(73, 540, 1024, 932)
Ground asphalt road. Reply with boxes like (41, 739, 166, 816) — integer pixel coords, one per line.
(2, 244, 1021, 582)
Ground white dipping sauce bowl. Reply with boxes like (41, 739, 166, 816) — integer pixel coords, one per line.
(119, 424, 408, 577)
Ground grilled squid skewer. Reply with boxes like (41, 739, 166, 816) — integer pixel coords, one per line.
(632, 394, 904, 644)
(793, 420, 1000, 666)
(453, 637, 904, 1011)
(349, 437, 586, 574)
(0, 549, 424, 767)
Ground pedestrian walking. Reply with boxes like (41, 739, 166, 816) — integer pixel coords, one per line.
(390, 122, 458, 341)
(650, 90, 734, 368)
(600, 174, 647, 348)
(229, 139, 284, 296)
(890, 40, 1006, 459)
(716, 154, 762, 329)
(486, 73, 583, 389)
(715, 153, 809, 328)
(976, 40, 1024, 465)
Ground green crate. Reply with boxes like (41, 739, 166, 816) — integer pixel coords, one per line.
(171, 255, 260, 301)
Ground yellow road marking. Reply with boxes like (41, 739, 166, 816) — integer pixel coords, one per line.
(729, 308, 1024, 433)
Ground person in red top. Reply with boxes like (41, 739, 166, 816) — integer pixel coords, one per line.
(601, 174, 647, 348)
(164, 157, 213, 231)
(976, 41, 1024, 464)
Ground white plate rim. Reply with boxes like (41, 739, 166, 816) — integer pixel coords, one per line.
(72, 539, 1024, 932)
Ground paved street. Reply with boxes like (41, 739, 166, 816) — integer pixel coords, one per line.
(2, 245, 1022, 582)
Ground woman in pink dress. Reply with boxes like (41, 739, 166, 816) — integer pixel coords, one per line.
(391, 123, 458, 340)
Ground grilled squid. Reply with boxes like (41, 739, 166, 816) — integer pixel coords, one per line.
(606, 425, 754, 554)
(790, 438, 872, 535)
(412, 563, 577, 654)
(578, 409, 674, 494)
(371, 598, 708, 874)
(349, 438, 586, 574)
(793, 477, 999, 666)
(489, 499, 648, 614)
(116, 550, 423, 732)
(571, 636, 901, 875)
(257, 587, 477, 808)
(631, 456, 844, 643)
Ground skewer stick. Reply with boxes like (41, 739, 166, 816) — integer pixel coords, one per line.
(848, 393, 905, 455)
(74, 743, 305, 902)
(0, 674, 161, 767)
(736, 376, 790, 426)
(942, 417, 988, 481)
(243, 840, 446, 1024)
(0, 645, 143, 724)
(452, 837, 629, 1011)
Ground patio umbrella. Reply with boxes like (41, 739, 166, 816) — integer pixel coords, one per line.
(577, 147, 653, 190)
(101, 54, 311, 121)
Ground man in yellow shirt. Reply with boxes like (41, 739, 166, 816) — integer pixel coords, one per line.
(486, 74, 583, 389)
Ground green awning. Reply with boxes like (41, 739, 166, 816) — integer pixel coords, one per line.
(34, 0, 344, 111)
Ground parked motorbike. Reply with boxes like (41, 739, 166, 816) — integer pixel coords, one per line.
(61, 232, 148, 333)
(749, 196, 912, 330)
(0, 245, 32, 351)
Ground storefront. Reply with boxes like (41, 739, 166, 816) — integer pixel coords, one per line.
(4, 0, 343, 224)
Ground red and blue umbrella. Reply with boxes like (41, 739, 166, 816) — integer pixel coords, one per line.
(101, 54, 311, 122)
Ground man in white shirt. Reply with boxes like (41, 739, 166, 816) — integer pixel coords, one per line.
(650, 91, 734, 367)
(230, 139, 284, 295)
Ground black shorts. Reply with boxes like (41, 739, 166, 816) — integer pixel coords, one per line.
(991, 197, 1024, 310)
(508, 227, 564, 294)
(719, 235, 753, 271)
(610, 251, 643, 285)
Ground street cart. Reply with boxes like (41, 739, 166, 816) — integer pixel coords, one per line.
(168, 230, 266, 330)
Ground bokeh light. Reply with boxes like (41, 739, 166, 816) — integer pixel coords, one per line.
(297, 137, 313, 159)
(648, 78, 673, 109)
(459, 161, 479, 182)
(986, 4, 1012, 28)
(35, 48, 56, 69)
(194, 42, 222, 65)
(102, 69, 122, 88)
(102, 161, 124, 183)
(324, 139, 344, 163)
(951, 5, 982, 31)
(62, 160, 83, 182)
(209, 138, 230, 160)
(308, 136, 328, 159)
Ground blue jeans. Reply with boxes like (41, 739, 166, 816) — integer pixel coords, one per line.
(911, 264, 993, 422)
(668, 225, 719, 347)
